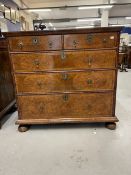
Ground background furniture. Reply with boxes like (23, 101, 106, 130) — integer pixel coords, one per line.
(127, 46, 131, 69)
(118, 43, 128, 72)
(118, 52, 128, 72)
(5, 27, 121, 132)
(0, 35, 16, 129)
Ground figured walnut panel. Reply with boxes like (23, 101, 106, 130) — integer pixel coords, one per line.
(11, 50, 117, 72)
(9, 35, 62, 52)
(15, 70, 115, 93)
(18, 93, 113, 119)
(64, 33, 117, 49)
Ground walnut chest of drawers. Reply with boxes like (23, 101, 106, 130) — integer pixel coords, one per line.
(5, 27, 121, 132)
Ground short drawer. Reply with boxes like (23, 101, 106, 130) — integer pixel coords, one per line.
(64, 32, 117, 49)
(18, 92, 113, 119)
(11, 50, 117, 72)
(9, 35, 62, 52)
(15, 70, 115, 93)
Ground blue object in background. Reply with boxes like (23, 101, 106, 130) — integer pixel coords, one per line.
(121, 27, 131, 34)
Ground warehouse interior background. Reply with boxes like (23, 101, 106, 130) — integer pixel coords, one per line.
(1, 0, 131, 44)
(0, 0, 131, 175)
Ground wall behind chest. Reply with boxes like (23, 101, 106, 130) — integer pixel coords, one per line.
(0, 0, 20, 32)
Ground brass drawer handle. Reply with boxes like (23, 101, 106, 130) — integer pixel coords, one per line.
(63, 94, 68, 101)
(73, 40, 78, 47)
(87, 79, 93, 85)
(103, 38, 107, 43)
(39, 102, 45, 113)
(32, 37, 39, 45)
(37, 80, 43, 88)
(62, 73, 68, 80)
(48, 41, 53, 48)
(86, 34, 93, 43)
(88, 57, 93, 66)
(61, 51, 66, 60)
(18, 41, 23, 49)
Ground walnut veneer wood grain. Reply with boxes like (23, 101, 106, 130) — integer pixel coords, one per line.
(18, 93, 113, 119)
(64, 33, 117, 49)
(11, 50, 117, 72)
(9, 35, 62, 52)
(15, 70, 115, 93)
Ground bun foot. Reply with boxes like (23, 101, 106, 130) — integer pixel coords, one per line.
(105, 122, 116, 130)
(18, 125, 30, 132)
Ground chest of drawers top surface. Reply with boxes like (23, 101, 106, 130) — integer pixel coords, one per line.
(4, 27, 121, 37)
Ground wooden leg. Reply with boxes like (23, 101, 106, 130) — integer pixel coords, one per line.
(18, 125, 30, 132)
(105, 122, 116, 130)
(0, 122, 1, 129)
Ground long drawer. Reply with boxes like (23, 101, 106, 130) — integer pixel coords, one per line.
(9, 35, 62, 52)
(11, 50, 117, 72)
(18, 92, 113, 119)
(64, 33, 117, 49)
(15, 70, 115, 93)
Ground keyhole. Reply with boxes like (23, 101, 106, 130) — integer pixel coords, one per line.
(32, 38, 38, 45)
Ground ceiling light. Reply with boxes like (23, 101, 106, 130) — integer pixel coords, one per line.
(125, 17, 131, 19)
(78, 5, 113, 10)
(28, 9, 51, 12)
(77, 18, 101, 22)
(75, 26, 94, 29)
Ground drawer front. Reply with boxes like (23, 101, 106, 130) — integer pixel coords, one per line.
(9, 35, 62, 51)
(64, 33, 117, 49)
(15, 70, 115, 93)
(18, 93, 113, 119)
(11, 50, 116, 72)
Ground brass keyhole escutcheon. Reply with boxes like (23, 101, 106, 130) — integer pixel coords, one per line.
(61, 51, 66, 60)
(63, 94, 69, 101)
(86, 34, 93, 43)
(62, 73, 68, 80)
(18, 41, 23, 49)
(87, 79, 93, 85)
(32, 38, 39, 45)
(48, 41, 53, 48)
